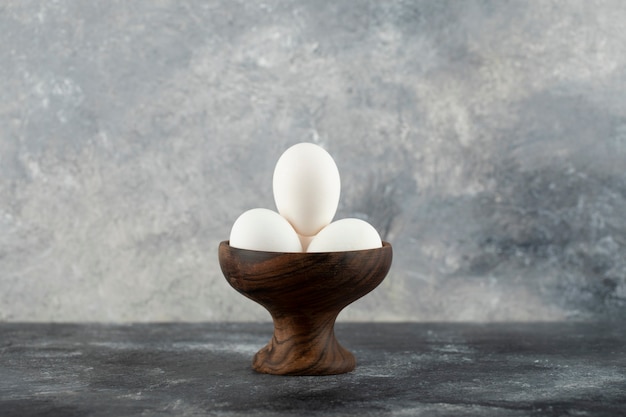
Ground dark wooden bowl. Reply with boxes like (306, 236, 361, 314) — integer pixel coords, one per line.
(218, 241, 393, 375)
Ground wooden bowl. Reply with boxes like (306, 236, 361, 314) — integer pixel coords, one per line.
(218, 241, 393, 375)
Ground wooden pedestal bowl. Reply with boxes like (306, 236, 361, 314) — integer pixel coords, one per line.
(218, 241, 392, 376)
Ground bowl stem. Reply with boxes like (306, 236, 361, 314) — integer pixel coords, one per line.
(252, 311, 356, 375)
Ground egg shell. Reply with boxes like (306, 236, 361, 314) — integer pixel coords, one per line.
(229, 208, 302, 252)
(297, 233, 315, 251)
(306, 218, 382, 252)
(273, 143, 340, 237)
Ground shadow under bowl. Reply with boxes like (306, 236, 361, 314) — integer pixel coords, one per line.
(218, 241, 393, 375)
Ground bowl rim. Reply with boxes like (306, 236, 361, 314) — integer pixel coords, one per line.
(220, 240, 391, 255)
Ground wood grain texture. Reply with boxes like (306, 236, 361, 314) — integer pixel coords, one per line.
(218, 241, 392, 375)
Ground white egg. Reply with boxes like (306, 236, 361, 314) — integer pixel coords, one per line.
(306, 218, 383, 252)
(229, 208, 302, 252)
(297, 233, 315, 252)
(273, 143, 340, 237)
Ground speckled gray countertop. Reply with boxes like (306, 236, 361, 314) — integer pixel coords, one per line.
(1, 323, 624, 416)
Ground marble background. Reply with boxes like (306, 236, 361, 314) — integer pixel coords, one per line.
(1, 1, 625, 322)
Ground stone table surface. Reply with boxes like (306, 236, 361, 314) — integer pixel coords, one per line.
(1, 322, 624, 417)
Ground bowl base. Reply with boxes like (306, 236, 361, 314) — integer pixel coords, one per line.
(251, 314, 356, 376)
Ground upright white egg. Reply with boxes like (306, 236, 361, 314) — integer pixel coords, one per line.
(297, 233, 315, 252)
(229, 208, 302, 252)
(273, 143, 341, 237)
(307, 218, 382, 252)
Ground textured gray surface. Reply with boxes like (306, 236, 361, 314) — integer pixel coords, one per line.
(1, 1, 626, 321)
(1, 323, 625, 416)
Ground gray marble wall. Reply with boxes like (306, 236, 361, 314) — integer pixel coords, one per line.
(1, 1, 625, 322)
